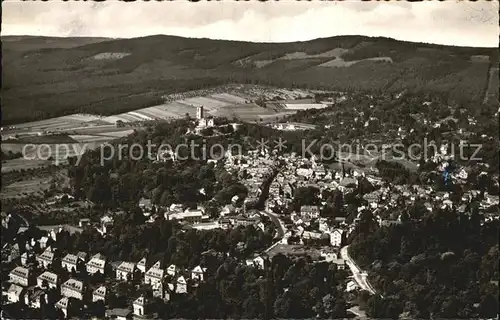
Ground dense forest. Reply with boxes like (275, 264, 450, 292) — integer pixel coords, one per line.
(3, 35, 497, 124)
(348, 208, 499, 319)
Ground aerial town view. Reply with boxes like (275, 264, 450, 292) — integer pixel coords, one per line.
(1, 1, 499, 320)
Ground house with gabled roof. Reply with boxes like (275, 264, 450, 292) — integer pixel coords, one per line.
(137, 257, 147, 273)
(9, 266, 30, 287)
(145, 266, 164, 287)
(92, 286, 106, 303)
(36, 247, 54, 269)
(37, 271, 58, 289)
(166, 264, 176, 276)
(116, 262, 135, 281)
(133, 295, 147, 317)
(20, 252, 30, 266)
(55, 296, 70, 318)
(7, 283, 24, 303)
(39, 236, 49, 249)
(191, 265, 207, 282)
(175, 276, 188, 294)
(61, 278, 84, 300)
(86, 253, 106, 275)
(62, 253, 79, 273)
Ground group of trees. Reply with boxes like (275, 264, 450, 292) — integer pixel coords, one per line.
(348, 207, 499, 319)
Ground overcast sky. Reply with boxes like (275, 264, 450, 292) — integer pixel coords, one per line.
(2, 1, 499, 47)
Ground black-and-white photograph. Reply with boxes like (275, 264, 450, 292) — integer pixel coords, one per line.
(1, 1, 499, 319)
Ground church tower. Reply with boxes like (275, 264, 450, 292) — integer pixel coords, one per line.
(196, 106, 204, 120)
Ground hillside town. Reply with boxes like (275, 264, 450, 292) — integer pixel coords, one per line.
(2, 103, 498, 318)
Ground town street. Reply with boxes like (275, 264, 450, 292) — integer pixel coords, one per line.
(340, 245, 377, 295)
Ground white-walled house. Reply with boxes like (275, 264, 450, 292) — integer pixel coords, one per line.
(36, 247, 54, 269)
(86, 253, 106, 275)
(62, 254, 79, 273)
(167, 264, 177, 276)
(116, 262, 135, 281)
(145, 267, 164, 287)
(37, 271, 58, 289)
(9, 266, 30, 287)
(93, 286, 106, 303)
(191, 265, 206, 282)
(137, 257, 147, 273)
(7, 284, 24, 303)
(61, 278, 84, 300)
(133, 296, 147, 317)
(55, 297, 70, 318)
(176, 276, 188, 294)
(329, 229, 344, 247)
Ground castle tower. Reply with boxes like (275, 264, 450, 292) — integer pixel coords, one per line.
(196, 106, 204, 120)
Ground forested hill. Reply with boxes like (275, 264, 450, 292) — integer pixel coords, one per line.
(2, 34, 498, 124)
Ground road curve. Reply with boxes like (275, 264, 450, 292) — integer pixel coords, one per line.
(260, 210, 286, 239)
(341, 245, 377, 295)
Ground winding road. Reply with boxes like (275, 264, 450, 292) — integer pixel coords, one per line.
(341, 245, 377, 295)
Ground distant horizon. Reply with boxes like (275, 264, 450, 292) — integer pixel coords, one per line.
(2, 33, 498, 49)
(2, 1, 498, 48)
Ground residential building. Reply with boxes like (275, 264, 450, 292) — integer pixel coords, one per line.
(329, 229, 344, 247)
(87, 253, 106, 275)
(167, 264, 177, 277)
(137, 257, 147, 273)
(166, 210, 203, 224)
(133, 296, 147, 317)
(152, 283, 171, 302)
(346, 280, 359, 292)
(252, 255, 267, 270)
(145, 267, 164, 287)
(176, 276, 188, 294)
(20, 252, 29, 266)
(191, 265, 206, 282)
(24, 287, 47, 308)
(105, 308, 131, 320)
(37, 271, 58, 289)
(9, 266, 30, 287)
(55, 297, 70, 318)
(300, 205, 320, 218)
(116, 262, 135, 281)
(62, 253, 79, 273)
(7, 284, 24, 303)
(39, 236, 49, 249)
(36, 247, 54, 269)
(93, 286, 106, 303)
(61, 278, 84, 300)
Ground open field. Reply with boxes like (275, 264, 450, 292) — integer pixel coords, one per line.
(2, 35, 497, 124)
(284, 103, 329, 110)
(1, 158, 52, 173)
(0, 176, 52, 199)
